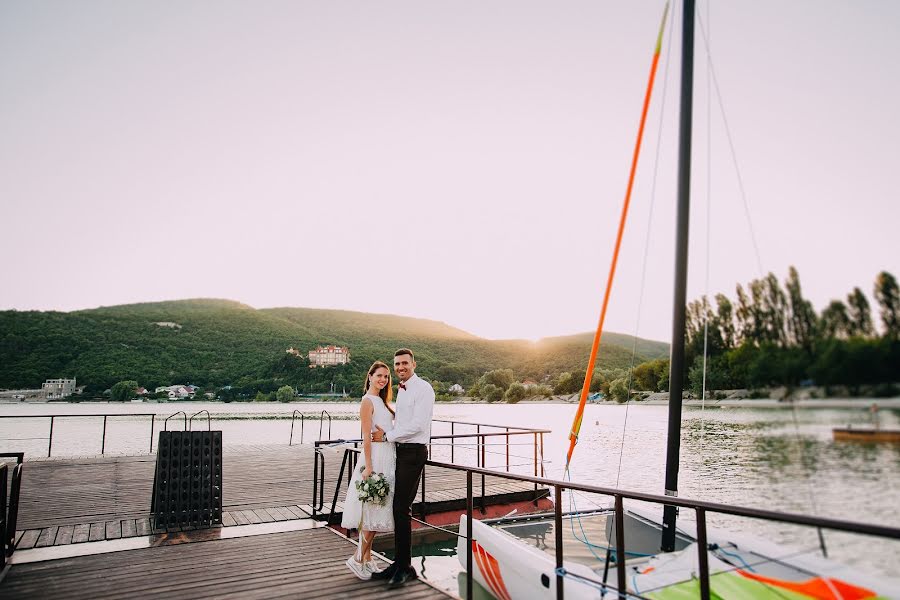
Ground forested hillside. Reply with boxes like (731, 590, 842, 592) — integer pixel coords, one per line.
(0, 299, 667, 394)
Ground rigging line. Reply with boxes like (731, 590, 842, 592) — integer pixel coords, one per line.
(565, 0, 670, 471)
(557, 568, 651, 600)
(599, 3, 679, 563)
(700, 0, 712, 433)
(788, 400, 830, 563)
(615, 0, 677, 492)
(694, 12, 764, 277)
(696, 8, 833, 578)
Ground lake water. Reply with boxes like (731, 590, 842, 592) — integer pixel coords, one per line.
(1, 400, 898, 585)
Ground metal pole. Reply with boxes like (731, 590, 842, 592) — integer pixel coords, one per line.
(420, 468, 427, 520)
(696, 508, 710, 600)
(506, 427, 510, 472)
(0, 464, 6, 569)
(481, 434, 486, 470)
(312, 449, 319, 517)
(451, 421, 455, 462)
(663, 0, 696, 553)
(540, 432, 546, 477)
(615, 495, 626, 600)
(48, 416, 54, 457)
(476, 425, 481, 467)
(554, 485, 564, 600)
(480, 434, 486, 511)
(101, 415, 108, 454)
(466, 471, 473, 600)
(150, 414, 155, 453)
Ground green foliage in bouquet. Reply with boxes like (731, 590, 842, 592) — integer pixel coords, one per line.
(355, 467, 390, 506)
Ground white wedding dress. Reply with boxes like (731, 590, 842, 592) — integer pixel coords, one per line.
(340, 393, 396, 532)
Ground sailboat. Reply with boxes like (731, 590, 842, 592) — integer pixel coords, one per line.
(456, 1, 900, 598)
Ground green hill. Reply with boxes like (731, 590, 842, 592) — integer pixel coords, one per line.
(0, 299, 668, 394)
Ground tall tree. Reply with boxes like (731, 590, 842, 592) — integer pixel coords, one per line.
(820, 300, 851, 340)
(735, 283, 760, 344)
(715, 294, 736, 351)
(874, 271, 900, 339)
(846, 287, 875, 338)
(760, 273, 788, 346)
(784, 266, 817, 352)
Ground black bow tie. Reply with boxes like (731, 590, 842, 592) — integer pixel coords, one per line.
(399, 382, 406, 390)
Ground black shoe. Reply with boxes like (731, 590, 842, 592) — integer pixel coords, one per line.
(371, 563, 398, 581)
(388, 566, 418, 588)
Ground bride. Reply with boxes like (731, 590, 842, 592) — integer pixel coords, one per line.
(341, 360, 396, 579)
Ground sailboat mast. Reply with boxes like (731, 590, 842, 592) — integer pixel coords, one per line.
(662, 0, 695, 553)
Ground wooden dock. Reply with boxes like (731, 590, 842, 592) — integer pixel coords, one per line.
(11, 444, 548, 549)
(0, 442, 551, 598)
(2, 525, 450, 599)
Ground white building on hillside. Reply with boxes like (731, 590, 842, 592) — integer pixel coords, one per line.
(42, 378, 76, 399)
(308, 345, 350, 367)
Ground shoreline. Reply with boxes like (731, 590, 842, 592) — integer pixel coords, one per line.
(3, 396, 900, 410)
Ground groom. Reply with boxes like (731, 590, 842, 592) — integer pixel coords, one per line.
(371, 348, 435, 587)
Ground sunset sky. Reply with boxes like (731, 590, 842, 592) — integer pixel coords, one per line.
(2, 1, 898, 342)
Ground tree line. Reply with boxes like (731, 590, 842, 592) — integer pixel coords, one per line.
(674, 268, 898, 396)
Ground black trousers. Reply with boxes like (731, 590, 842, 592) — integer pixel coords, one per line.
(392, 444, 427, 570)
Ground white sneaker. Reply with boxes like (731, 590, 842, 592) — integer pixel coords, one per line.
(346, 555, 370, 580)
(366, 559, 382, 574)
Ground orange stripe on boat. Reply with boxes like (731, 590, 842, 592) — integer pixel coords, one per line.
(471, 542, 496, 597)
(739, 570, 878, 599)
(472, 541, 512, 600)
(482, 545, 513, 600)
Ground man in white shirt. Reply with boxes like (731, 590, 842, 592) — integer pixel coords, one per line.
(371, 348, 435, 587)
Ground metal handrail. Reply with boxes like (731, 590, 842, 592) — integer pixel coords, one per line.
(433, 418, 550, 433)
(188, 410, 211, 431)
(424, 458, 900, 600)
(164, 411, 187, 431)
(289, 411, 304, 446)
(0, 414, 157, 457)
(0, 453, 24, 466)
(1, 461, 23, 562)
(326, 445, 361, 525)
(1, 463, 7, 567)
(318, 410, 332, 440)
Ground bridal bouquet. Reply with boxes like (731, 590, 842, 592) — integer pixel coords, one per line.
(355, 467, 390, 506)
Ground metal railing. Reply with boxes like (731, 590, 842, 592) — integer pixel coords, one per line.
(0, 414, 157, 456)
(289, 410, 305, 445)
(318, 410, 332, 441)
(188, 410, 211, 430)
(1, 458, 24, 567)
(431, 419, 549, 476)
(421, 459, 900, 600)
(310, 419, 551, 522)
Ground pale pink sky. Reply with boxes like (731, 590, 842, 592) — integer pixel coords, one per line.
(2, 1, 898, 342)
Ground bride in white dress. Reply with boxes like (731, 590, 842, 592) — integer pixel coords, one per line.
(342, 360, 396, 579)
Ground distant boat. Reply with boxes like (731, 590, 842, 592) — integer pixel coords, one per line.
(832, 427, 900, 443)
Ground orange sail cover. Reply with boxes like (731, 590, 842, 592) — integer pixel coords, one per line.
(566, 2, 670, 470)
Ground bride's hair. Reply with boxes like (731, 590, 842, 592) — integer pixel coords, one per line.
(364, 360, 394, 415)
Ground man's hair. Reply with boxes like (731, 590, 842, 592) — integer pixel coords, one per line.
(394, 348, 414, 360)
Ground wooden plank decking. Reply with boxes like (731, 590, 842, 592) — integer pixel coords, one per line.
(11, 444, 548, 549)
(1, 526, 452, 599)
